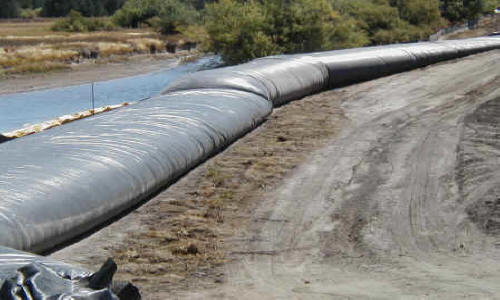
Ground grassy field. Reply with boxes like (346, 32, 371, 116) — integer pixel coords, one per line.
(0, 19, 190, 76)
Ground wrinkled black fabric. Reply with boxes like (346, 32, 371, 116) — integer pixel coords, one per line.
(0, 247, 132, 299)
(164, 56, 329, 106)
(0, 37, 498, 256)
(111, 282, 141, 300)
(89, 258, 117, 289)
(164, 38, 500, 104)
(0, 135, 12, 144)
(0, 90, 271, 252)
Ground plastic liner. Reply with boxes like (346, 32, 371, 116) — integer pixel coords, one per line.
(164, 56, 329, 106)
(303, 38, 500, 88)
(0, 37, 499, 256)
(164, 38, 500, 103)
(0, 90, 271, 252)
(0, 246, 140, 299)
(0, 135, 12, 144)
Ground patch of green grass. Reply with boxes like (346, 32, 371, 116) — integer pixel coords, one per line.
(206, 165, 227, 187)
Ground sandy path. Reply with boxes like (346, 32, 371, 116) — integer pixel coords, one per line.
(52, 50, 500, 299)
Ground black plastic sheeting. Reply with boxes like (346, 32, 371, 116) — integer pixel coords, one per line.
(0, 37, 499, 257)
(165, 37, 500, 105)
(164, 56, 329, 106)
(0, 90, 271, 252)
(0, 135, 12, 144)
(0, 246, 140, 299)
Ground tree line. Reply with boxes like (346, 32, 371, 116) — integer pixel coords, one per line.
(1, 0, 497, 20)
(0, 0, 125, 18)
(0, 0, 498, 63)
(201, 0, 498, 63)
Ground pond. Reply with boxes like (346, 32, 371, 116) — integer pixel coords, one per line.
(0, 56, 221, 133)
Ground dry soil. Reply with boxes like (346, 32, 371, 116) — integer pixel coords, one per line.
(52, 50, 500, 299)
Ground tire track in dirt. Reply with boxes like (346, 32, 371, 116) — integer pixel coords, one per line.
(180, 50, 500, 299)
(52, 50, 500, 299)
(461, 95, 500, 235)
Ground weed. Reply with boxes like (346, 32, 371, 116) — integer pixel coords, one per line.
(206, 165, 226, 187)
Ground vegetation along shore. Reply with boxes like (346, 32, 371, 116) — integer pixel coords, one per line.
(1, 0, 498, 77)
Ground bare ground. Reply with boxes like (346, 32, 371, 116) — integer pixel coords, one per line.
(52, 50, 500, 299)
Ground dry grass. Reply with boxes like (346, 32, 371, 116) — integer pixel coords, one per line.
(0, 20, 54, 38)
(0, 46, 78, 67)
(0, 20, 159, 45)
(127, 38, 166, 53)
(95, 42, 134, 56)
(4, 61, 69, 75)
(0, 20, 193, 76)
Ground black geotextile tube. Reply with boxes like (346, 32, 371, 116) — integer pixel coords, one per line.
(0, 135, 12, 144)
(164, 37, 500, 104)
(0, 90, 272, 252)
(0, 36, 499, 257)
(0, 246, 140, 299)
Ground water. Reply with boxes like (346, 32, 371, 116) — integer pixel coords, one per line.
(0, 56, 221, 133)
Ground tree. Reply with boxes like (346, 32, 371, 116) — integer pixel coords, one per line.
(204, 0, 369, 64)
(0, 0, 20, 18)
(463, 0, 484, 19)
(265, 0, 368, 53)
(42, 0, 123, 17)
(104, 0, 125, 15)
(32, 0, 46, 8)
(204, 0, 279, 63)
(391, 0, 443, 27)
(79, 0, 106, 16)
(113, 0, 198, 33)
(331, 0, 442, 44)
(42, 0, 73, 17)
(17, 0, 32, 8)
(439, 0, 489, 22)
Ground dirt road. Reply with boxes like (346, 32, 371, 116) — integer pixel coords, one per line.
(52, 50, 500, 298)
(181, 50, 500, 299)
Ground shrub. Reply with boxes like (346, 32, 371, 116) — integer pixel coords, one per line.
(0, 0, 20, 18)
(20, 7, 42, 18)
(112, 0, 198, 34)
(390, 0, 443, 27)
(482, 0, 500, 13)
(280, 0, 369, 52)
(42, 0, 125, 17)
(178, 24, 209, 43)
(204, 0, 369, 64)
(439, 0, 493, 22)
(52, 10, 115, 32)
(204, 0, 279, 64)
(331, 0, 442, 45)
